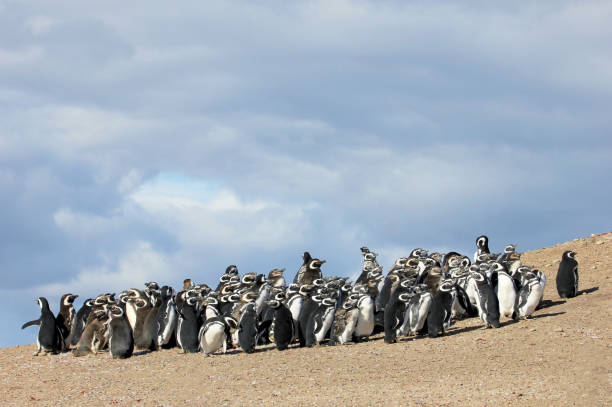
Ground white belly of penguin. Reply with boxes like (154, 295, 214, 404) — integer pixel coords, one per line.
(354, 297, 374, 337)
(125, 303, 137, 330)
(497, 275, 517, 318)
(465, 278, 479, 308)
(520, 284, 543, 317)
(160, 306, 177, 345)
(288, 296, 303, 323)
(314, 307, 335, 343)
(200, 323, 226, 355)
(411, 293, 432, 334)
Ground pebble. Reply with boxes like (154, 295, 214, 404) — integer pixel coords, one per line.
(553, 327, 564, 333)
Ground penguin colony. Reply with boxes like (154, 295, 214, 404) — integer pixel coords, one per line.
(22, 236, 579, 357)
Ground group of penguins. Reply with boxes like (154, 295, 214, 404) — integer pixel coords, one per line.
(22, 235, 580, 359)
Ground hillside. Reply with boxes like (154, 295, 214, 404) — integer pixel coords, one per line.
(1, 233, 610, 406)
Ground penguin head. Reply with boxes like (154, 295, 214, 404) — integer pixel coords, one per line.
(183, 279, 194, 290)
(360, 246, 370, 254)
(108, 305, 124, 319)
(460, 257, 471, 268)
(225, 265, 239, 275)
(61, 293, 78, 306)
(36, 297, 50, 310)
(439, 280, 454, 292)
(398, 292, 413, 303)
(504, 244, 516, 254)
(322, 297, 336, 307)
(476, 235, 489, 249)
(266, 299, 281, 308)
(309, 259, 326, 270)
(302, 251, 313, 265)
(363, 252, 378, 261)
(395, 257, 409, 268)
(563, 251, 577, 260)
(145, 281, 159, 291)
(241, 272, 257, 286)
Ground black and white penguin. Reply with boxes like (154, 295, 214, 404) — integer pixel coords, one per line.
(55, 293, 78, 351)
(556, 251, 578, 298)
(496, 268, 517, 319)
(470, 272, 501, 328)
(516, 275, 543, 319)
(427, 281, 455, 338)
(333, 299, 360, 345)
(383, 286, 411, 344)
(356, 247, 380, 284)
(353, 293, 375, 341)
(199, 315, 237, 356)
(152, 286, 177, 350)
(70, 298, 94, 347)
(108, 305, 134, 359)
(237, 303, 258, 353)
(294, 252, 326, 286)
(402, 284, 433, 337)
(297, 294, 323, 347)
(22, 297, 62, 356)
(473, 235, 490, 263)
(268, 298, 294, 351)
(175, 291, 200, 353)
(121, 289, 156, 350)
(313, 296, 337, 345)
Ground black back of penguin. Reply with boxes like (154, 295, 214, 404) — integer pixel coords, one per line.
(238, 303, 258, 353)
(71, 299, 93, 346)
(175, 292, 200, 353)
(22, 297, 61, 354)
(269, 300, 294, 351)
(556, 251, 578, 298)
(427, 283, 454, 338)
(108, 305, 134, 359)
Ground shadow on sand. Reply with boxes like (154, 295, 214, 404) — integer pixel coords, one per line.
(578, 286, 599, 295)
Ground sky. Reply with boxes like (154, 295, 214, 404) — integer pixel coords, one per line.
(1, 0, 611, 347)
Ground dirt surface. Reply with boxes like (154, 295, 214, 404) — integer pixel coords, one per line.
(1, 233, 611, 406)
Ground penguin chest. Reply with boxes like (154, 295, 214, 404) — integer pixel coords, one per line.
(314, 307, 335, 343)
(522, 284, 543, 316)
(201, 323, 226, 355)
(354, 299, 375, 337)
(288, 296, 303, 322)
(496, 278, 517, 317)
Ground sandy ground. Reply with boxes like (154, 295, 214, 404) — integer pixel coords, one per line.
(1, 233, 611, 407)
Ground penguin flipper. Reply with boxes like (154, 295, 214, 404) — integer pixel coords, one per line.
(21, 319, 41, 329)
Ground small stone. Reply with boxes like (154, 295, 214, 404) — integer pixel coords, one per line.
(596, 240, 605, 245)
(553, 327, 564, 333)
(530, 328, 537, 332)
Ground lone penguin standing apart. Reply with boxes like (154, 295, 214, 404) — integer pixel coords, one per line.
(556, 251, 578, 298)
(22, 297, 62, 356)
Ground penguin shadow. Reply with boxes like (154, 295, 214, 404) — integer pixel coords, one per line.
(537, 299, 566, 310)
(441, 323, 485, 337)
(531, 311, 565, 320)
(577, 286, 599, 295)
(132, 350, 153, 357)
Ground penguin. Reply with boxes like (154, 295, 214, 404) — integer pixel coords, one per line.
(73, 308, 110, 357)
(22, 297, 62, 356)
(535, 269, 547, 308)
(199, 315, 238, 356)
(496, 269, 517, 319)
(353, 294, 375, 341)
(356, 248, 380, 284)
(121, 289, 156, 350)
(71, 298, 94, 347)
(286, 284, 304, 335)
(334, 301, 360, 345)
(516, 276, 543, 319)
(237, 303, 258, 353)
(313, 296, 337, 345)
(296, 294, 323, 347)
(183, 279, 194, 291)
(474, 235, 490, 263)
(294, 255, 326, 286)
(108, 305, 134, 359)
(383, 288, 410, 344)
(427, 281, 455, 338)
(403, 284, 433, 337)
(175, 291, 200, 353)
(556, 251, 578, 298)
(152, 286, 177, 350)
(267, 268, 286, 288)
(268, 298, 294, 351)
(55, 293, 78, 351)
(470, 272, 501, 328)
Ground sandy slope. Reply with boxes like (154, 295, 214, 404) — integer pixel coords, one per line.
(1, 233, 610, 407)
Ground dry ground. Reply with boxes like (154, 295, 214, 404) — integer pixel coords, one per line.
(1, 233, 611, 406)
